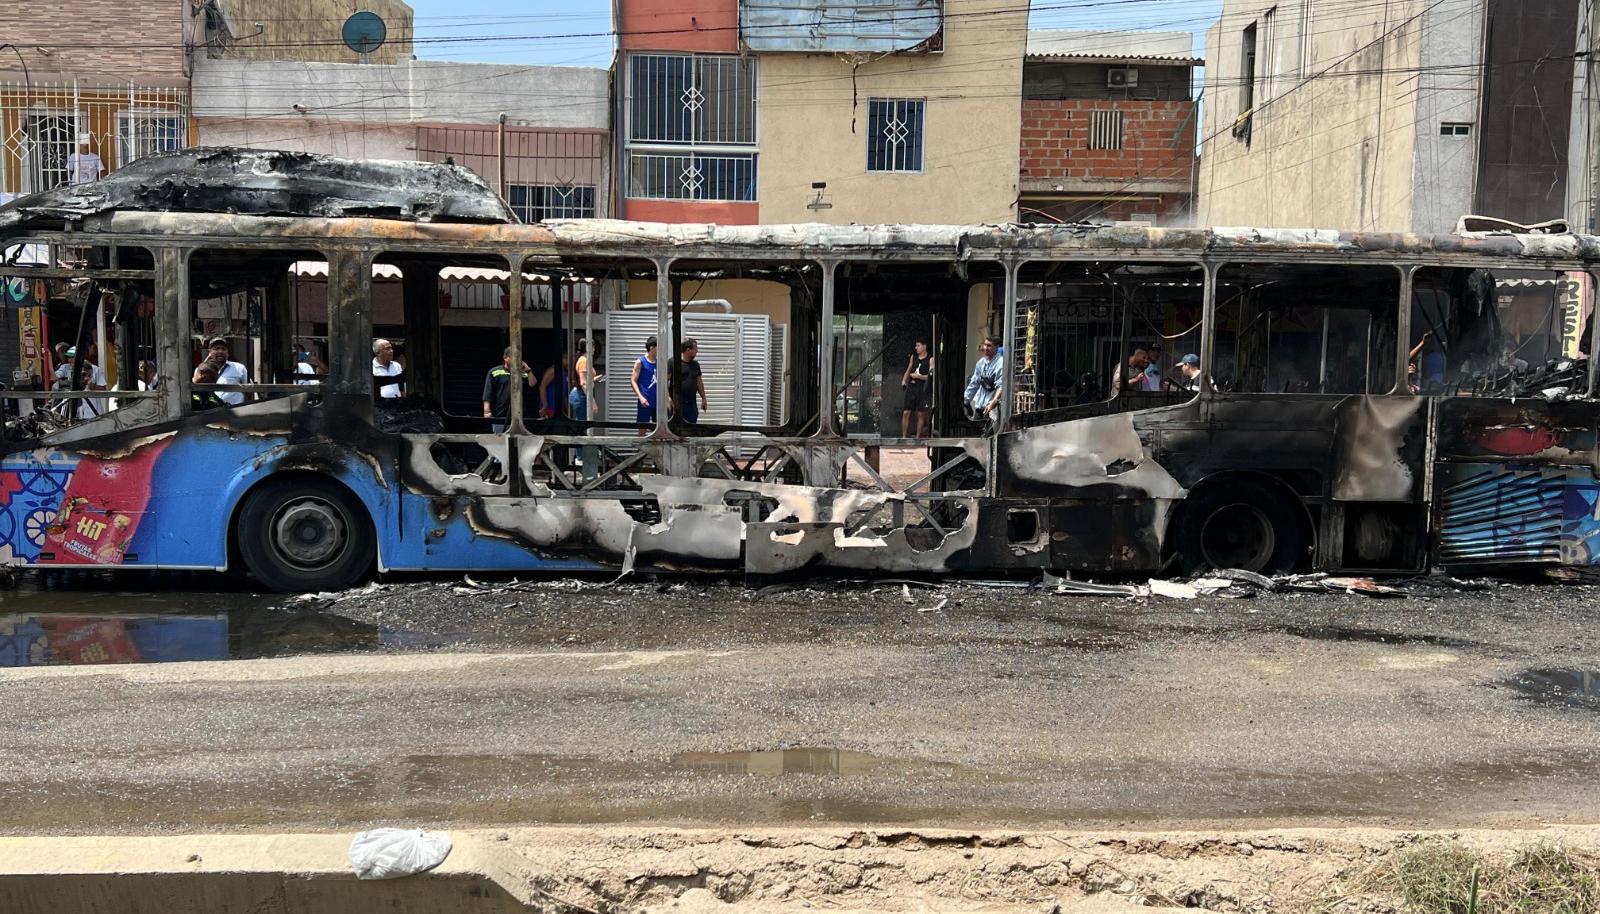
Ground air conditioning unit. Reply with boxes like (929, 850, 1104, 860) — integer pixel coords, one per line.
(1107, 67, 1139, 88)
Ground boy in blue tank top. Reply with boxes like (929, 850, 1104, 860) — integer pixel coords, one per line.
(630, 336, 659, 434)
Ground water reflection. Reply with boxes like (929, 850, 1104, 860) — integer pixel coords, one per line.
(0, 576, 382, 667)
(1506, 668, 1600, 709)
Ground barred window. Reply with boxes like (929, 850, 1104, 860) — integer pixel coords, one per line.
(626, 153, 756, 202)
(625, 53, 758, 202)
(507, 184, 597, 222)
(118, 113, 185, 167)
(1088, 110, 1123, 150)
(866, 98, 925, 172)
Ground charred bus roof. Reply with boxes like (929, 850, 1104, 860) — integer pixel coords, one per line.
(0, 147, 516, 231)
(2, 148, 1598, 265)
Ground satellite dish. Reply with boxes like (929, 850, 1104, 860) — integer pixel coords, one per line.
(342, 11, 387, 58)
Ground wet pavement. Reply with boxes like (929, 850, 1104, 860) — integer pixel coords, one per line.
(3, 571, 1600, 834)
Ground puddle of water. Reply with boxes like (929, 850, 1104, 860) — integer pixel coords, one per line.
(1504, 668, 1600, 709)
(0, 575, 394, 667)
(672, 748, 932, 777)
(1284, 625, 1477, 649)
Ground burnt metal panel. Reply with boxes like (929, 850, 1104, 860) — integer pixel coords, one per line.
(0, 148, 515, 232)
(739, 0, 941, 53)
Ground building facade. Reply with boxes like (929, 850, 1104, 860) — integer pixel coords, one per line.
(192, 58, 611, 220)
(1019, 30, 1200, 226)
(613, 0, 1027, 225)
(1199, 0, 1590, 233)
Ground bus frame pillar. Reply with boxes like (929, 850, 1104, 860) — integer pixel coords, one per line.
(997, 259, 1020, 432)
(507, 258, 527, 436)
(157, 247, 191, 419)
(653, 257, 675, 439)
(816, 259, 838, 437)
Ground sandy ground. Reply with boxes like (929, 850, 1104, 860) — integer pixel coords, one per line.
(5, 824, 1600, 913)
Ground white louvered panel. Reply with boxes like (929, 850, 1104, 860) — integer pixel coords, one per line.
(607, 311, 784, 433)
(680, 315, 743, 425)
(603, 311, 661, 429)
(736, 315, 772, 427)
(769, 323, 788, 426)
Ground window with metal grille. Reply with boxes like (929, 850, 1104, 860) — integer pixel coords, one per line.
(626, 152, 756, 201)
(118, 112, 185, 167)
(625, 53, 758, 201)
(1440, 122, 1472, 137)
(507, 184, 597, 221)
(866, 98, 925, 172)
(22, 112, 76, 192)
(1088, 110, 1123, 150)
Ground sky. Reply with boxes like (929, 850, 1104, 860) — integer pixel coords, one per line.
(399, 0, 1224, 68)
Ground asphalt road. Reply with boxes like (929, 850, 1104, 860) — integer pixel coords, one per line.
(3, 575, 1600, 835)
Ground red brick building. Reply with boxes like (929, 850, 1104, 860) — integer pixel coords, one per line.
(1019, 30, 1201, 226)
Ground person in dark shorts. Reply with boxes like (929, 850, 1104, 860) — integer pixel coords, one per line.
(674, 338, 707, 425)
(900, 338, 934, 438)
(630, 336, 659, 435)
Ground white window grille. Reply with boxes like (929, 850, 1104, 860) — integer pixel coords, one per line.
(626, 152, 757, 201)
(118, 111, 185, 166)
(867, 98, 925, 172)
(1440, 122, 1473, 137)
(1088, 110, 1124, 150)
(625, 53, 758, 202)
(507, 184, 598, 221)
(21, 112, 77, 193)
(0, 80, 188, 195)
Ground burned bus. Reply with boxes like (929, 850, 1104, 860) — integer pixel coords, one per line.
(1, 150, 1598, 591)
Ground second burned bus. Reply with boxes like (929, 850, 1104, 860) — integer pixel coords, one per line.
(2, 151, 1598, 591)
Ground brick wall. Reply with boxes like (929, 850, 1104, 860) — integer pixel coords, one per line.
(4, 1, 186, 81)
(1021, 99, 1197, 184)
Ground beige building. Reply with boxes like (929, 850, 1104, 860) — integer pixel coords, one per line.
(614, 0, 1025, 226)
(754, 0, 1026, 225)
(1199, 0, 1590, 233)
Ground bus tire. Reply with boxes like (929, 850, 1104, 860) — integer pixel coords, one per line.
(1174, 479, 1306, 575)
(237, 476, 375, 593)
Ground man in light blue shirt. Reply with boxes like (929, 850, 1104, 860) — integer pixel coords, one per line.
(963, 335, 1004, 422)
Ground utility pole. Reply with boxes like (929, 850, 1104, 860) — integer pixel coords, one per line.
(497, 113, 508, 200)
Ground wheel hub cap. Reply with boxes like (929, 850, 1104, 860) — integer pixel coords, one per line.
(272, 497, 347, 569)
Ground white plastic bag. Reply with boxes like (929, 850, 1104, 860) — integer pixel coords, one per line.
(348, 828, 452, 880)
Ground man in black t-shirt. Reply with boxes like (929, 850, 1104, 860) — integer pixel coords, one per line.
(674, 338, 708, 425)
(480, 347, 532, 431)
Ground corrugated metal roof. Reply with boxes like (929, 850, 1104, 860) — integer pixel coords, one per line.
(1026, 29, 1201, 64)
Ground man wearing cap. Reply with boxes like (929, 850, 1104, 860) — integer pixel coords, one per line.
(1172, 353, 1203, 392)
(200, 337, 250, 406)
(64, 344, 109, 419)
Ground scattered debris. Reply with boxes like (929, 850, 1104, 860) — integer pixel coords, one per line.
(348, 827, 452, 880)
(1477, 356, 1590, 400)
(1149, 580, 1201, 599)
(917, 596, 949, 613)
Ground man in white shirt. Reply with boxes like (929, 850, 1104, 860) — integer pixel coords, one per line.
(66, 145, 104, 185)
(63, 345, 109, 419)
(202, 337, 250, 406)
(372, 338, 404, 399)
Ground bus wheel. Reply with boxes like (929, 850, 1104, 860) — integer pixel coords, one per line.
(238, 477, 375, 593)
(1176, 480, 1305, 574)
